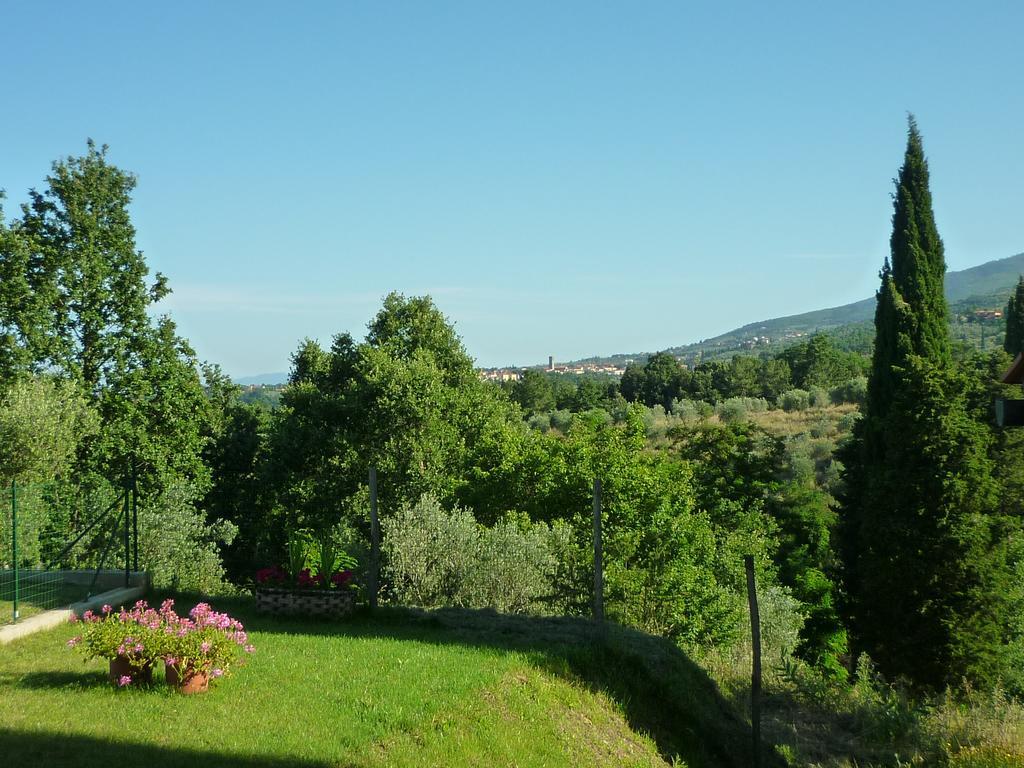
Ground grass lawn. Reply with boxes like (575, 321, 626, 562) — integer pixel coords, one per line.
(0, 594, 761, 768)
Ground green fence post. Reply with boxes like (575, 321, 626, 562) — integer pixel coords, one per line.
(11, 479, 19, 622)
(131, 464, 138, 573)
(123, 487, 130, 588)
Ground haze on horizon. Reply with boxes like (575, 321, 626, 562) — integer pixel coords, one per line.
(2, 2, 1022, 378)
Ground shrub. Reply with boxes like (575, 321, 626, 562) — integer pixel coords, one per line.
(672, 399, 713, 420)
(831, 376, 868, 405)
(716, 397, 769, 424)
(381, 495, 479, 607)
(716, 399, 748, 424)
(382, 495, 560, 614)
(643, 405, 667, 438)
(549, 409, 573, 432)
(809, 418, 834, 439)
(527, 412, 551, 433)
(837, 411, 862, 432)
(808, 386, 830, 408)
(465, 515, 558, 613)
(138, 482, 237, 594)
(543, 520, 592, 615)
(780, 389, 811, 412)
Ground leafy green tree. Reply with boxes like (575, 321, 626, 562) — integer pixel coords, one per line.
(0, 143, 231, 589)
(840, 118, 1009, 689)
(717, 355, 761, 398)
(0, 201, 49, 380)
(200, 371, 274, 583)
(641, 352, 685, 409)
(0, 377, 96, 483)
(757, 358, 793, 401)
(1004, 276, 1024, 357)
(511, 369, 555, 414)
(572, 377, 604, 412)
(780, 334, 865, 390)
(13, 141, 169, 392)
(268, 294, 518, 543)
(619, 362, 645, 403)
(672, 422, 847, 676)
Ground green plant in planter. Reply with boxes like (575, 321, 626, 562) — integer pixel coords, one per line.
(68, 600, 168, 686)
(287, 529, 312, 582)
(316, 533, 337, 582)
(256, 527, 359, 590)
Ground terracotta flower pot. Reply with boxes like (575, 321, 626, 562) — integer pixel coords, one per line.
(108, 655, 153, 685)
(165, 663, 210, 694)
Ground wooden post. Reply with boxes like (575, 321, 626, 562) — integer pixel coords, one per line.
(744, 554, 762, 768)
(593, 477, 603, 622)
(368, 467, 380, 610)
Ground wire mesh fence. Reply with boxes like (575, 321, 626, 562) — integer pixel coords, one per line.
(2, 472, 140, 625)
(0, 569, 63, 623)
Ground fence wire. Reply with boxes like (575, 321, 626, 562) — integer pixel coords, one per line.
(1, 569, 64, 624)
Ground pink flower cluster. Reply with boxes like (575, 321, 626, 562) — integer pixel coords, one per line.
(68, 599, 255, 687)
(166, 601, 255, 677)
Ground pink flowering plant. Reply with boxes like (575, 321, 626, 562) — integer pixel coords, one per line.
(161, 601, 254, 680)
(68, 600, 169, 678)
(68, 599, 253, 687)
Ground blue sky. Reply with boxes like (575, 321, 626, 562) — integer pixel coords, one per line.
(2, 2, 1022, 376)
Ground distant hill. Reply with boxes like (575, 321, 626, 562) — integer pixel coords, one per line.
(234, 372, 289, 386)
(577, 251, 1024, 365)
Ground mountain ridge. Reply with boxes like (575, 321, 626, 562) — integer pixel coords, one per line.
(573, 251, 1024, 365)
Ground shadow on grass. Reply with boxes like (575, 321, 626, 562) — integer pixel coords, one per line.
(0, 729, 334, 768)
(14, 670, 109, 690)
(163, 592, 785, 768)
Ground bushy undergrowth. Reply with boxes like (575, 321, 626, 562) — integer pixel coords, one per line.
(138, 482, 237, 594)
(780, 389, 811, 412)
(703, 646, 1024, 767)
(382, 495, 561, 613)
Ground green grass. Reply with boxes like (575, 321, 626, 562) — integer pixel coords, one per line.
(0, 595, 768, 768)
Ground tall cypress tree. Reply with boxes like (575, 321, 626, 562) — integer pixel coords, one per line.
(1004, 276, 1024, 356)
(840, 117, 1007, 689)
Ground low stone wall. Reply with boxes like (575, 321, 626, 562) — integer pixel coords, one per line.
(59, 569, 149, 591)
(255, 587, 356, 618)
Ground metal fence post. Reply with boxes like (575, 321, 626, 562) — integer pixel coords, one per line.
(368, 467, 380, 610)
(123, 487, 130, 588)
(593, 477, 603, 622)
(11, 479, 19, 622)
(131, 464, 138, 573)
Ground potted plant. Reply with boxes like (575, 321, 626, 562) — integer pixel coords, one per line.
(68, 599, 254, 693)
(255, 530, 358, 618)
(161, 601, 254, 694)
(68, 600, 165, 686)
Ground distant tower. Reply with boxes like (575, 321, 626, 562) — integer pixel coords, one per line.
(548, 356, 554, 371)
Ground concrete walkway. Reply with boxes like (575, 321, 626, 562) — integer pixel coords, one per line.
(0, 583, 148, 645)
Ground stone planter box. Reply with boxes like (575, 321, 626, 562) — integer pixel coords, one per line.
(255, 587, 355, 618)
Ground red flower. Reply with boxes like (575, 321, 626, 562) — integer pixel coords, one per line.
(330, 570, 353, 587)
(256, 565, 288, 585)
